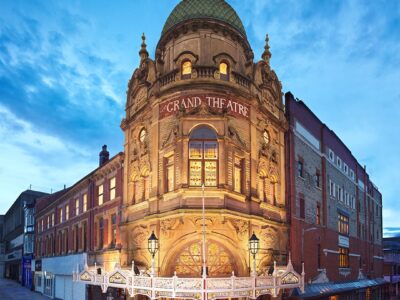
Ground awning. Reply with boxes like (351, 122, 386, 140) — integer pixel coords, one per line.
(290, 278, 387, 298)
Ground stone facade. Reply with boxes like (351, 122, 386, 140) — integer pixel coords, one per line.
(119, 1, 288, 279)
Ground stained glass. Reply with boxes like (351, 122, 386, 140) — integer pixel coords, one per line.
(234, 166, 241, 193)
(204, 142, 217, 159)
(189, 161, 202, 186)
(174, 241, 234, 277)
(204, 161, 217, 187)
(189, 142, 203, 159)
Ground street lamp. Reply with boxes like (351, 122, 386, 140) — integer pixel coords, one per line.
(148, 231, 159, 276)
(249, 232, 259, 276)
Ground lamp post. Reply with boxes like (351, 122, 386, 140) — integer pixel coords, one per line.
(148, 231, 159, 276)
(249, 232, 259, 276)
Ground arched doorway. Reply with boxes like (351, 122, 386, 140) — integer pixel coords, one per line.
(167, 240, 238, 277)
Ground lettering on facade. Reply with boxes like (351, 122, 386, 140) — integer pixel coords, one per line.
(159, 94, 250, 119)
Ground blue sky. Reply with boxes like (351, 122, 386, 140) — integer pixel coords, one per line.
(0, 0, 399, 235)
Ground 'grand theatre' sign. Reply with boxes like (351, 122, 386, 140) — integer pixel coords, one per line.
(159, 94, 250, 119)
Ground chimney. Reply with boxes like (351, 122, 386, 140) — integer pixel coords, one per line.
(99, 145, 110, 167)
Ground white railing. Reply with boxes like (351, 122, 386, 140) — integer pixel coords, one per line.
(73, 258, 304, 299)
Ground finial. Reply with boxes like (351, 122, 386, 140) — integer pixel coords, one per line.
(139, 32, 149, 61)
(262, 33, 271, 65)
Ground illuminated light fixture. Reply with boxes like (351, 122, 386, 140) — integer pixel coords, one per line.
(148, 231, 159, 276)
(148, 231, 159, 258)
(249, 232, 259, 276)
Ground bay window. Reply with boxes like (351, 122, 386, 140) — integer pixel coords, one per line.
(189, 126, 218, 187)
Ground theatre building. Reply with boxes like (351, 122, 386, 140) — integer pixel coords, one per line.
(35, 0, 386, 299)
(285, 93, 386, 299)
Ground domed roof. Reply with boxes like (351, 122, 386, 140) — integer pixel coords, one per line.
(162, 0, 246, 36)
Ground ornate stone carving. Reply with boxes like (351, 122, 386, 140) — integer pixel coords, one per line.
(260, 226, 278, 250)
(131, 226, 148, 247)
(229, 219, 248, 240)
(160, 218, 178, 237)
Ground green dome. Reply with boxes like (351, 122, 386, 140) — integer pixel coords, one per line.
(162, 0, 246, 36)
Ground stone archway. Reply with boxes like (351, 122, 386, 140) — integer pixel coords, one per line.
(163, 239, 241, 277)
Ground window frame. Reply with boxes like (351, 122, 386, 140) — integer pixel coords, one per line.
(339, 247, 349, 268)
(109, 177, 116, 200)
(181, 60, 192, 79)
(188, 140, 218, 187)
(98, 184, 104, 206)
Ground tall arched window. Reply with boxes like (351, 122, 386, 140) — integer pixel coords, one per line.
(219, 62, 229, 81)
(182, 60, 192, 79)
(189, 126, 218, 187)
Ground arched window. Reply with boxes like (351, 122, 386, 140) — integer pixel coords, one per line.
(182, 60, 192, 79)
(219, 62, 229, 81)
(189, 126, 218, 187)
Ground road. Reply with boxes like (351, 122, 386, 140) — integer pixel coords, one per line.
(0, 278, 48, 300)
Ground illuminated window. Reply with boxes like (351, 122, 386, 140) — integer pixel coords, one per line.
(83, 194, 87, 212)
(339, 247, 349, 268)
(189, 126, 218, 187)
(182, 60, 192, 79)
(59, 208, 63, 224)
(234, 156, 243, 193)
(65, 205, 69, 221)
(75, 199, 79, 216)
(98, 184, 104, 205)
(165, 155, 174, 192)
(219, 62, 229, 81)
(338, 213, 349, 235)
(51, 213, 54, 227)
(110, 177, 116, 200)
(47, 215, 50, 229)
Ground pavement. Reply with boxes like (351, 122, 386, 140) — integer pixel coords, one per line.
(0, 278, 48, 300)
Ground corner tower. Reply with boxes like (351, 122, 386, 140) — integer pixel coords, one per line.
(121, 0, 287, 278)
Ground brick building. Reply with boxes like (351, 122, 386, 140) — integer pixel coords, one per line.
(383, 237, 400, 298)
(285, 92, 386, 299)
(1, 190, 47, 284)
(33, 147, 123, 299)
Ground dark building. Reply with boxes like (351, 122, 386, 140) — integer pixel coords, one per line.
(1, 190, 47, 284)
(285, 92, 387, 299)
(383, 237, 400, 298)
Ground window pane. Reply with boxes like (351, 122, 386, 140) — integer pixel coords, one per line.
(204, 161, 217, 187)
(189, 161, 202, 186)
(189, 142, 203, 159)
(204, 142, 218, 159)
(219, 63, 228, 75)
(182, 61, 192, 75)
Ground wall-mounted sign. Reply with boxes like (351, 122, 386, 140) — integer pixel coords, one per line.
(159, 94, 250, 120)
(338, 235, 349, 247)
